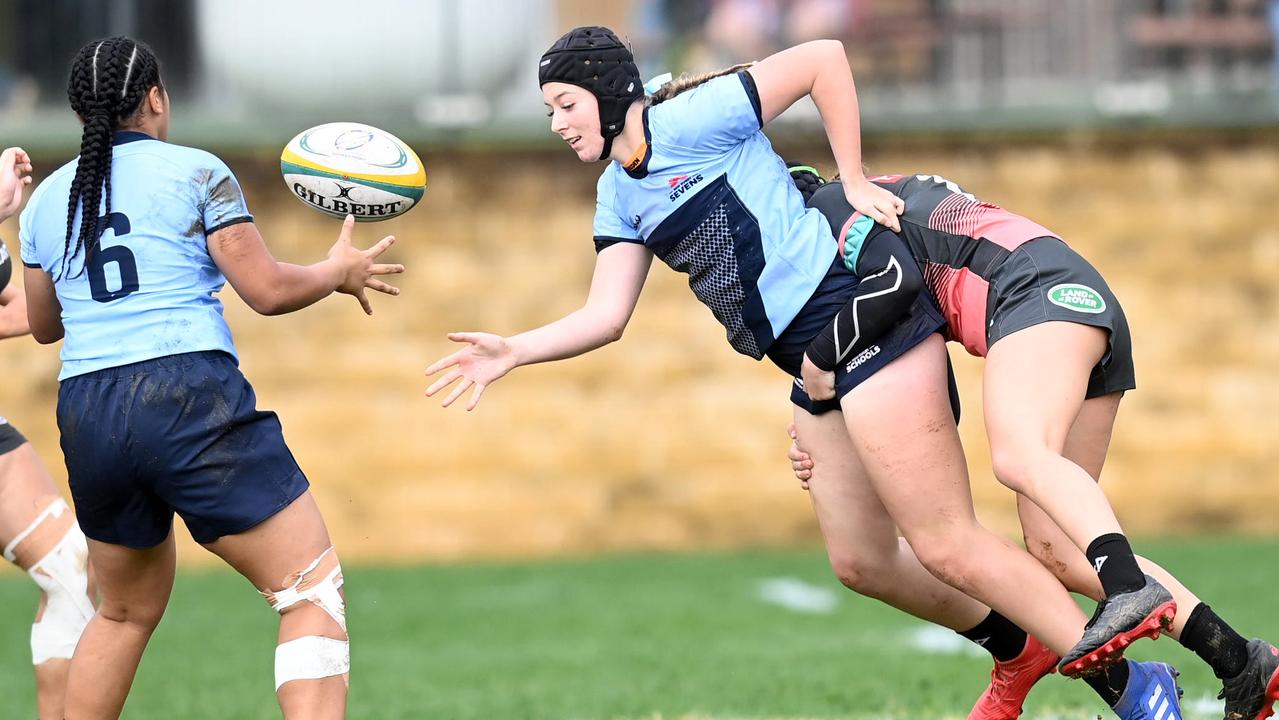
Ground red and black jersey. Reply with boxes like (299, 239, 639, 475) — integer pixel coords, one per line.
(812, 174, 1062, 357)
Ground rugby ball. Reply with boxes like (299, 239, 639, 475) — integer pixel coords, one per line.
(281, 122, 425, 221)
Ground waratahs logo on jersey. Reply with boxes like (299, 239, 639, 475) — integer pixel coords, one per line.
(667, 173, 704, 202)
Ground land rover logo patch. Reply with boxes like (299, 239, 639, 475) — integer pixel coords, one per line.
(1047, 283, 1106, 314)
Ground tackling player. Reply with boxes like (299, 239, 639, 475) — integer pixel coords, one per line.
(425, 26, 1186, 720)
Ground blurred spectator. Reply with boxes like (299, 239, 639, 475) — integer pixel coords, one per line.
(701, 0, 861, 65)
(635, 0, 864, 75)
(631, 0, 714, 78)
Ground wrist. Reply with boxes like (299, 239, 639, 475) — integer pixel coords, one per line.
(317, 256, 344, 291)
(840, 173, 869, 188)
(504, 335, 526, 368)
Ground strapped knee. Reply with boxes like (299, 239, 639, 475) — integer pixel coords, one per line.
(260, 546, 346, 632)
(261, 547, 349, 690)
(274, 635, 350, 690)
(4, 499, 95, 664)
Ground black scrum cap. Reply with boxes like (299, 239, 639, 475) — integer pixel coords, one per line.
(539, 26, 642, 160)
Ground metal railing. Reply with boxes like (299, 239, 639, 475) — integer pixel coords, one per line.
(0, 0, 1275, 150)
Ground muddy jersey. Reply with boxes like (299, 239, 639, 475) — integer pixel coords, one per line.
(860, 173, 1060, 356)
(592, 72, 836, 360)
(20, 132, 251, 380)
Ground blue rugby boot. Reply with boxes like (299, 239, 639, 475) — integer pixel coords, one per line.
(1112, 661, 1184, 720)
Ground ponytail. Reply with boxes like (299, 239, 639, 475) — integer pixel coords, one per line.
(646, 62, 756, 106)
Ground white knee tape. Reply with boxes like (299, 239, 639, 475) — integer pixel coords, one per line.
(274, 635, 350, 690)
(26, 515, 94, 665)
(3, 498, 67, 563)
(262, 546, 346, 633)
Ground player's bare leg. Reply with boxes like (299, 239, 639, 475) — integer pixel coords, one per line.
(1018, 393, 1198, 638)
(0, 442, 95, 720)
(985, 322, 1174, 675)
(1021, 394, 1275, 716)
(63, 533, 175, 720)
(799, 399, 1062, 719)
(839, 334, 1090, 656)
(795, 403, 991, 631)
(205, 491, 347, 720)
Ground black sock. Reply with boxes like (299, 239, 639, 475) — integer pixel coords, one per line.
(1180, 603, 1249, 679)
(957, 610, 1029, 662)
(1083, 659, 1132, 708)
(1086, 533, 1146, 596)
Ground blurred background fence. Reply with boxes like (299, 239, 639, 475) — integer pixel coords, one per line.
(0, 0, 1277, 564)
(2, 0, 1278, 146)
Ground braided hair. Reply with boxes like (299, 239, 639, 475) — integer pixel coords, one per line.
(646, 63, 756, 106)
(787, 162, 827, 205)
(62, 37, 162, 279)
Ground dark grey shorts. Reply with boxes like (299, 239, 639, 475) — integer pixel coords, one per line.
(0, 417, 26, 455)
(987, 237, 1135, 398)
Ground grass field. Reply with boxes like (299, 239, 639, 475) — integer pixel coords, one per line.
(0, 538, 1275, 719)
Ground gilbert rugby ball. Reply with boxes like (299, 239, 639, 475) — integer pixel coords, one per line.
(281, 122, 425, 221)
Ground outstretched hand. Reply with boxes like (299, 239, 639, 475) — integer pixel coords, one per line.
(328, 214, 404, 315)
(0, 147, 34, 223)
(843, 177, 904, 233)
(425, 332, 518, 411)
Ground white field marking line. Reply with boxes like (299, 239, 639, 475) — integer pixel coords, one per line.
(618, 698, 1222, 720)
(1024, 700, 1217, 720)
(906, 624, 987, 658)
(624, 709, 1211, 720)
(620, 715, 895, 720)
(754, 577, 839, 614)
(1182, 693, 1223, 719)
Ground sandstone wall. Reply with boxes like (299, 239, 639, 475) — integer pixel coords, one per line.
(1, 135, 1276, 564)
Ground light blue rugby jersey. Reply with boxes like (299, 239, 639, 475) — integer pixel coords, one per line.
(20, 132, 251, 380)
(593, 72, 836, 359)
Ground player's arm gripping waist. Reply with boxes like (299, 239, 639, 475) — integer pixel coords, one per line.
(805, 229, 923, 372)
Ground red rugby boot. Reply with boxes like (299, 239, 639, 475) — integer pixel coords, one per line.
(968, 634, 1060, 720)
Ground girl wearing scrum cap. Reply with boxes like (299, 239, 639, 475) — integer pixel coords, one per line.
(427, 26, 1187, 719)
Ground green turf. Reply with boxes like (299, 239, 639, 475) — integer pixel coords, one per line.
(0, 538, 1275, 719)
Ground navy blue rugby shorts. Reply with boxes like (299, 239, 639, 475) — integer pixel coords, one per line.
(57, 351, 309, 548)
(768, 258, 960, 420)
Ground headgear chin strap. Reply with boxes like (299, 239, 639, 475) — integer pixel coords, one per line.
(539, 26, 642, 161)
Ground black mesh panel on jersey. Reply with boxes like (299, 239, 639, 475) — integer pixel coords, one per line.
(646, 176, 772, 358)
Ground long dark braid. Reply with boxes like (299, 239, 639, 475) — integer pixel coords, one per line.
(62, 37, 162, 279)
